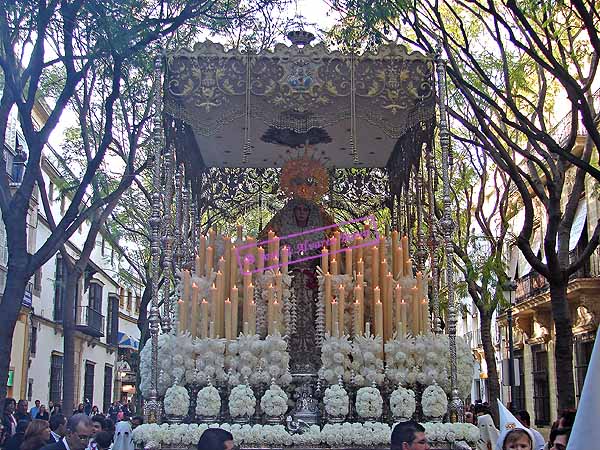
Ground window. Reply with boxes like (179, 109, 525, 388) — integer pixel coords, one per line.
(106, 295, 119, 346)
(532, 344, 550, 426)
(103, 365, 113, 413)
(89, 282, 103, 312)
(101, 237, 105, 256)
(135, 295, 140, 314)
(119, 289, 125, 308)
(50, 353, 63, 404)
(127, 291, 132, 311)
(30, 325, 37, 355)
(54, 257, 67, 321)
(33, 267, 42, 294)
(83, 361, 95, 406)
(27, 378, 33, 401)
(512, 349, 526, 411)
(574, 333, 595, 402)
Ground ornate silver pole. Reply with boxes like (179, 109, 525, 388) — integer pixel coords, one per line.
(144, 54, 164, 424)
(172, 164, 184, 331)
(426, 143, 442, 334)
(161, 137, 175, 334)
(436, 43, 463, 422)
(181, 180, 191, 268)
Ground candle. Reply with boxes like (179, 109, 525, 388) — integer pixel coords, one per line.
(338, 284, 345, 335)
(195, 255, 202, 277)
(257, 246, 265, 273)
(394, 284, 403, 325)
(237, 223, 243, 241)
(243, 321, 249, 335)
(416, 271, 423, 296)
(365, 321, 371, 337)
(356, 273, 364, 290)
(273, 236, 280, 267)
(353, 291, 363, 337)
(267, 284, 274, 334)
(334, 231, 341, 253)
(281, 246, 289, 275)
(394, 245, 401, 278)
(330, 238, 337, 257)
(379, 236, 387, 265)
(400, 298, 408, 331)
(356, 236, 363, 262)
(190, 283, 200, 338)
(401, 235, 409, 264)
(321, 247, 329, 273)
(231, 285, 239, 338)
(224, 299, 232, 340)
(209, 320, 215, 339)
(404, 258, 412, 278)
(182, 270, 191, 302)
(374, 299, 384, 338)
(345, 247, 352, 275)
(325, 273, 332, 334)
(371, 246, 379, 296)
(200, 299, 209, 338)
(230, 245, 238, 289)
(210, 283, 218, 331)
(249, 300, 256, 335)
(331, 299, 339, 337)
(209, 228, 216, 249)
(178, 298, 187, 334)
(421, 298, 429, 333)
(275, 271, 283, 303)
(267, 230, 275, 265)
(206, 246, 214, 274)
(357, 258, 364, 276)
(216, 271, 224, 336)
(224, 238, 232, 298)
(331, 258, 338, 276)
(384, 272, 393, 341)
(411, 286, 420, 335)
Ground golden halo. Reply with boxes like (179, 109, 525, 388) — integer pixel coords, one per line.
(280, 148, 328, 202)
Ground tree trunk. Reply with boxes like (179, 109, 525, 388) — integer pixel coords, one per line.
(0, 263, 30, 415)
(549, 281, 575, 412)
(480, 312, 500, 423)
(62, 265, 82, 417)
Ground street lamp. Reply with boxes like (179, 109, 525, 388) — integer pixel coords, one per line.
(503, 279, 517, 408)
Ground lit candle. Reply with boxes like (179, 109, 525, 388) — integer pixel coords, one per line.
(411, 286, 420, 335)
(230, 245, 238, 290)
(394, 284, 403, 325)
(394, 245, 401, 278)
(421, 298, 429, 333)
(209, 320, 215, 339)
(183, 270, 191, 302)
(249, 300, 256, 335)
(356, 236, 363, 262)
(338, 284, 345, 335)
(190, 283, 200, 338)
(331, 258, 338, 276)
(275, 271, 283, 303)
(237, 223, 243, 241)
(177, 298, 187, 334)
(353, 289, 363, 337)
(401, 235, 409, 264)
(257, 246, 265, 273)
(198, 235, 206, 276)
(374, 300, 384, 339)
(216, 271, 224, 336)
(357, 258, 364, 276)
(200, 299, 209, 338)
(267, 284, 274, 334)
(281, 246, 289, 275)
(371, 246, 379, 297)
(404, 258, 412, 278)
(195, 255, 202, 277)
(209, 228, 216, 249)
(210, 283, 218, 331)
(231, 285, 239, 338)
(273, 236, 280, 267)
(334, 231, 341, 254)
(331, 299, 339, 337)
(206, 246, 214, 274)
(321, 247, 329, 274)
(379, 236, 387, 265)
(224, 299, 232, 340)
(325, 273, 332, 334)
(345, 247, 352, 275)
(384, 272, 393, 341)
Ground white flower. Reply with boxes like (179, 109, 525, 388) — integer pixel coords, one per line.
(323, 384, 349, 417)
(390, 387, 416, 419)
(421, 384, 448, 418)
(260, 383, 288, 417)
(163, 385, 189, 416)
(195, 385, 221, 416)
(228, 385, 256, 417)
(355, 386, 383, 418)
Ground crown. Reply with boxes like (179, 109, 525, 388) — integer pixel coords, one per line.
(279, 146, 328, 202)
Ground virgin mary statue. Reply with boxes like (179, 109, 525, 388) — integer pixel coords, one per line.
(258, 151, 336, 373)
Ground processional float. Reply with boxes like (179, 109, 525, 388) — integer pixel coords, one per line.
(138, 29, 472, 449)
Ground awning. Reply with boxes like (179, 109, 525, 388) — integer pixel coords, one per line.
(117, 332, 139, 351)
(569, 200, 588, 251)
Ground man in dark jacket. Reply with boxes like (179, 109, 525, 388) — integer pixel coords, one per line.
(40, 414, 93, 450)
(47, 415, 66, 445)
(14, 400, 31, 424)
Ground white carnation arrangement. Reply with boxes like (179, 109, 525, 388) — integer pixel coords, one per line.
(323, 383, 349, 417)
(384, 333, 473, 398)
(350, 334, 385, 386)
(226, 334, 260, 386)
(228, 384, 256, 417)
(421, 384, 448, 418)
(262, 332, 293, 386)
(163, 385, 190, 417)
(355, 386, 383, 419)
(422, 422, 480, 444)
(390, 386, 416, 419)
(318, 334, 353, 384)
(260, 382, 288, 417)
(195, 385, 221, 417)
(190, 337, 227, 385)
(132, 421, 477, 447)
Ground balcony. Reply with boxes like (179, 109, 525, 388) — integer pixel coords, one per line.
(75, 305, 105, 338)
(516, 271, 548, 303)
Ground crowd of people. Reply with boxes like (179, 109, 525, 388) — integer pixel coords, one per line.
(1, 398, 143, 450)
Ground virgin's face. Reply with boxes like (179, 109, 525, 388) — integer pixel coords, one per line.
(224, 440, 234, 450)
(294, 204, 310, 226)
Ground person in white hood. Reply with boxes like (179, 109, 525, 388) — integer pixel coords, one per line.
(496, 401, 534, 450)
(112, 422, 133, 450)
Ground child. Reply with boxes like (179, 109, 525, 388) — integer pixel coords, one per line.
(502, 429, 532, 450)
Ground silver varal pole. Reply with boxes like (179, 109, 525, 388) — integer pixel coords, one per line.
(144, 54, 164, 424)
(435, 43, 463, 422)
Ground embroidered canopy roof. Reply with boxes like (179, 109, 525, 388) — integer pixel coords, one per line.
(163, 37, 436, 170)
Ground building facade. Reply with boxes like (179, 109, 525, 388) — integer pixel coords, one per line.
(2, 101, 143, 412)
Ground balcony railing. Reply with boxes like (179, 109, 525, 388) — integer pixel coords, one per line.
(76, 305, 105, 338)
(516, 271, 548, 303)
